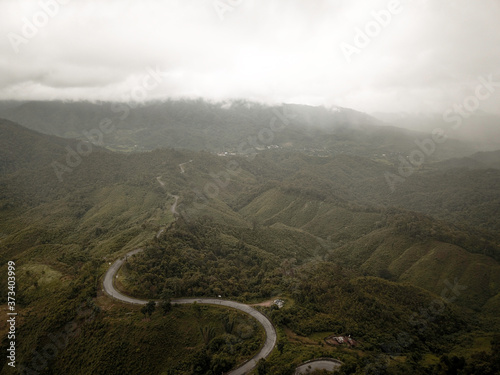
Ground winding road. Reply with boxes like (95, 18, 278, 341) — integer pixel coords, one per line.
(178, 160, 193, 173)
(155, 176, 179, 238)
(103, 248, 277, 375)
(155, 176, 179, 214)
(107, 167, 342, 373)
(104, 171, 276, 373)
(294, 359, 342, 374)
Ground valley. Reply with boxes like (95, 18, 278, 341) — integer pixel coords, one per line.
(0, 102, 499, 374)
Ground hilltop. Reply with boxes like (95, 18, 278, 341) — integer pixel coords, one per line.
(0, 117, 499, 374)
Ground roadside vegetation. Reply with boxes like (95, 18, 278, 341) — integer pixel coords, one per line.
(1, 117, 499, 374)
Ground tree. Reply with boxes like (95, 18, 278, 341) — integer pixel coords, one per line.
(200, 325, 216, 346)
(277, 340, 285, 354)
(160, 299, 172, 315)
(192, 349, 211, 374)
(160, 290, 173, 315)
(222, 314, 235, 334)
(141, 300, 156, 318)
(211, 353, 235, 374)
(257, 358, 268, 375)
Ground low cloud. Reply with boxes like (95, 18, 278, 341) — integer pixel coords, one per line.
(1, 0, 499, 115)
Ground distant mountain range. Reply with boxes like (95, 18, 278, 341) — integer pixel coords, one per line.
(0, 99, 480, 161)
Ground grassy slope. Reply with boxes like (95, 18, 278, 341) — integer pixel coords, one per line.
(49, 300, 264, 375)
(332, 230, 500, 309)
(1, 119, 499, 374)
(238, 187, 500, 311)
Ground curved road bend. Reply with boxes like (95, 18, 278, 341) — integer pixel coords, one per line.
(169, 194, 179, 215)
(178, 160, 193, 174)
(103, 249, 277, 375)
(295, 359, 342, 374)
(155, 176, 179, 238)
(155, 176, 179, 215)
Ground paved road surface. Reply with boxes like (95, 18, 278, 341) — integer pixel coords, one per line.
(103, 248, 277, 375)
(169, 194, 179, 215)
(295, 359, 342, 374)
(156, 176, 165, 187)
(155, 176, 179, 238)
(178, 160, 193, 173)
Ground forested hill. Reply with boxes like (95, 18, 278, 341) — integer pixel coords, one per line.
(433, 149, 500, 170)
(0, 99, 476, 160)
(1, 117, 499, 374)
(0, 118, 88, 175)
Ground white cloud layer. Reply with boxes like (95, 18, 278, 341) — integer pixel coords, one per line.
(1, 0, 500, 114)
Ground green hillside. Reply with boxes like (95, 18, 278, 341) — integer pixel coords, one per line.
(1, 118, 499, 374)
(0, 100, 477, 160)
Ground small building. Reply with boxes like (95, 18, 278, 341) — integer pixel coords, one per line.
(325, 335, 358, 347)
(273, 299, 285, 309)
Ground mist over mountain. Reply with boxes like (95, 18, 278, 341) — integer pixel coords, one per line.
(373, 111, 500, 151)
(0, 100, 480, 162)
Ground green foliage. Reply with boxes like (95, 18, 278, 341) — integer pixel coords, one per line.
(160, 299, 172, 315)
(1, 113, 500, 374)
(257, 358, 269, 375)
(1, 99, 475, 161)
(140, 300, 156, 318)
(200, 325, 216, 346)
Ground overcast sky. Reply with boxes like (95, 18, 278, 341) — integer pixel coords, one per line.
(1, 0, 500, 114)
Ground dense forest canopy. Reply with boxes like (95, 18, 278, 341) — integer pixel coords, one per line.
(0, 100, 499, 374)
